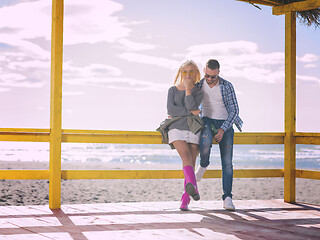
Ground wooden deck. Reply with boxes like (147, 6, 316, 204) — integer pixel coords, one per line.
(0, 199, 319, 240)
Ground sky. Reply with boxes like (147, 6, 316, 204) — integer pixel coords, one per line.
(0, 0, 319, 133)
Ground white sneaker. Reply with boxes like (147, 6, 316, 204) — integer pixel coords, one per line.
(195, 166, 207, 182)
(223, 197, 235, 211)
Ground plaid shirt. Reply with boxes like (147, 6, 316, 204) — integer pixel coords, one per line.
(195, 77, 243, 132)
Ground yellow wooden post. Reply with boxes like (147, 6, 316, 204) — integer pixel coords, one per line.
(49, 0, 64, 209)
(284, 12, 296, 203)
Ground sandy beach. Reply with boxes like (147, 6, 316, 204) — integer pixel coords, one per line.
(0, 161, 319, 207)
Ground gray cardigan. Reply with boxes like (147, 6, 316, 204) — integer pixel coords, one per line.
(157, 115, 203, 149)
(167, 86, 203, 131)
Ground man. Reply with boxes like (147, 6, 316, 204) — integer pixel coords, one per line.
(195, 59, 243, 211)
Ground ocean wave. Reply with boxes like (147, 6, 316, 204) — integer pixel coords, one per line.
(0, 142, 319, 169)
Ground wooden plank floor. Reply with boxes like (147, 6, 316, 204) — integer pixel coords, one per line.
(0, 199, 319, 240)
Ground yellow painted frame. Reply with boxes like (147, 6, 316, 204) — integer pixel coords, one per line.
(284, 11, 297, 203)
(49, 0, 64, 209)
(0, 0, 320, 209)
(273, 0, 320, 15)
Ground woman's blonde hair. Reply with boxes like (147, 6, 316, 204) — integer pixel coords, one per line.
(173, 60, 201, 86)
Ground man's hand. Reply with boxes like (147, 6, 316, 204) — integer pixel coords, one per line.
(214, 128, 224, 142)
(191, 109, 201, 116)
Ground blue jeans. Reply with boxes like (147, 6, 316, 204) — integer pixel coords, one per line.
(199, 117, 234, 200)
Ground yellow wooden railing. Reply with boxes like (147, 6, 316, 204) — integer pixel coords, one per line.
(1, 0, 320, 209)
(0, 131, 319, 183)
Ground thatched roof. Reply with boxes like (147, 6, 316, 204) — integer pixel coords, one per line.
(238, 0, 320, 28)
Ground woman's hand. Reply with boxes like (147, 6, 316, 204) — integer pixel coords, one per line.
(190, 109, 201, 116)
(183, 77, 194, 90)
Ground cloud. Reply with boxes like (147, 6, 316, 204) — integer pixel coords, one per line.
(0, 87, 10, 92)
(297, 75, 320, 84)
(63, 91, 86, 96)
(1, 73, 26, 82)
(0, 0, 158, 91)
(0, 71, 45, 88)
(64, 76, 168, 92)
(118, 52, 180, 70)
(63, 0, 130, 44)
(0, 0, 130, 45)
(303, 63, 317, 68)
(187, 41, 259, 57)
(117, 41, 288, 84)
(0, 47, 49, 88)
(8, 60, 50, 71)
(117, 38, 157, 51)
(298, 53, 319, 63)
(116, 41, 319, 85)
(63, 62, 122, 78)
(63, 62, 167, 92)
(184, 41, 286, 83)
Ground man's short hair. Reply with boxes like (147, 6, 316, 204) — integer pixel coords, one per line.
(206, 59, 220, 70)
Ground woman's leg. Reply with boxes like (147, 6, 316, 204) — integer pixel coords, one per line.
(179, 178, 190, 211)
(173, 140, 200, 201)
(188, 143, 199, 169)
(172, 140, 194, 167)
(172, 140, 193, 210)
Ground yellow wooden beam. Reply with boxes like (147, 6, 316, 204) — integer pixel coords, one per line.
(234, 169, 284, 178)
(0, 170, 49, 179)
(49, 0, 64, 210)
(60, 169, 284, 180)
(62, 170, 185, 179)
(296, 169, 320, 180)
(294, 132, 320, 145)
(204, 169, 284, 178)
(0, 133, 49, 142)
(0, 130, 285, 144)
(0, 128, 50, 142)
(0, 129, 285, 144)
(294, 132, 320, 137)
(295, 136, 320, 145)
(61, 132, 284, 144)
(234, 132, 284, 144)
(284, 12, 296, 204)
(0, 128, 50, 133)
(273, 0, 320, 15)
(6, 169, 320, 180)
(62, 129, 160, 135)
(61, 133, 162, 144)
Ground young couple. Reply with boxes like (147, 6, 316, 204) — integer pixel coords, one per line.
(166, 59, 243, 211)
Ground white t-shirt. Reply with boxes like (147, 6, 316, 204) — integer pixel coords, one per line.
(202, 80, 228, 120)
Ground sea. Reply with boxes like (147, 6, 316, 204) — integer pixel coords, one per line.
(0, 142, 319, 170)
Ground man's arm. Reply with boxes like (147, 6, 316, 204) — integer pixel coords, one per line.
(220, 83, 239, 132)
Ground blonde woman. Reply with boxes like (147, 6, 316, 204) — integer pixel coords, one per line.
(167, 60, 203, 210)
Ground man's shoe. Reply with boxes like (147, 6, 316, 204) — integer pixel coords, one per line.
(223, 197, 235, 211)
(195, 166, 207, 182)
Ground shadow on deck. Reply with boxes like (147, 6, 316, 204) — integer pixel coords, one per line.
(0, 199, 319, 240)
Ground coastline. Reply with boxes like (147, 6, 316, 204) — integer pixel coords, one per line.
(0, 161, 319, 206)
